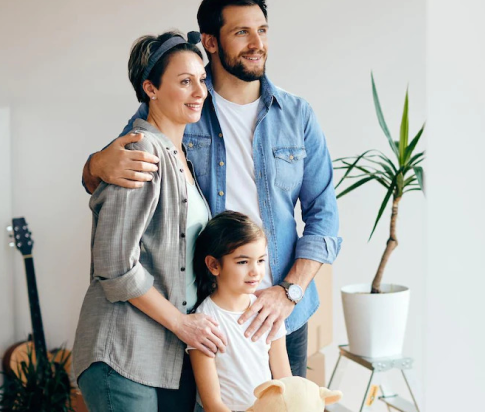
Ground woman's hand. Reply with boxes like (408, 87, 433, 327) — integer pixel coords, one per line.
(174, 313, 228, 358)
(129, 288, 227, 357)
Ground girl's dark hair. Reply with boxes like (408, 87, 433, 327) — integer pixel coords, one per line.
(193, 211, 266, 309)
(128, 31, 203, 103)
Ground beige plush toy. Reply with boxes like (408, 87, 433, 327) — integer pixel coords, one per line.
(246, 376, 342, 412)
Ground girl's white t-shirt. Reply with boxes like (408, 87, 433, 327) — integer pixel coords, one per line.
(185, 181, 210, 311)
(188, 294, 287, 411)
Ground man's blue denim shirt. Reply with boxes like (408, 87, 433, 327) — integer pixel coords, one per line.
(99, 65, 342, 334)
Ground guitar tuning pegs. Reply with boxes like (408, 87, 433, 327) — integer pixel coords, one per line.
(8, 241, 15, 248)
(6, 225, 12, 232)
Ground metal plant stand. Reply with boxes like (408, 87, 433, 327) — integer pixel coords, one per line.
(325, 345, 421, 412)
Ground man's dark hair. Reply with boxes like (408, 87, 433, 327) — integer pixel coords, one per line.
(197, 0, 268, 37)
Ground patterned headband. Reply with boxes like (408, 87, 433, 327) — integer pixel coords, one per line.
(141, 31, 201, 84)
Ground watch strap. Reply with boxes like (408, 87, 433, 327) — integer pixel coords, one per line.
(279, 281, 292, 289)
(278, 281, 301, 304)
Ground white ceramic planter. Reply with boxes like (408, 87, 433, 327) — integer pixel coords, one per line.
(341, 283, 410, 358)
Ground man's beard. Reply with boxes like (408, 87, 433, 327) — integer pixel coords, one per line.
(217, 39, 266, 82)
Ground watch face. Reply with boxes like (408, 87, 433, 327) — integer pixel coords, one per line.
(288, 285, 303, 301)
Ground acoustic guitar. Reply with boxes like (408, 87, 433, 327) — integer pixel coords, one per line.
(2, 217, 72, 378)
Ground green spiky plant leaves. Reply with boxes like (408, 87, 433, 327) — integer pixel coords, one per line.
(334, 74, 425, 293)
(0, 345, 73, 412)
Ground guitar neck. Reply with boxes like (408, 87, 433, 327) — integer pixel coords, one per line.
(23, 256, 48, 363)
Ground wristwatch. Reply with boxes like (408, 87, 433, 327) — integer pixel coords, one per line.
(278, 281, 304, 304)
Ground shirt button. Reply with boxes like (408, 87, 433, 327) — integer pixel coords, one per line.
(180, 168, 184, 173)
(218, 191, 224, 196)
(174, 150, 178, 155)
(182, 199, 188, 203)
(182, 301, 187, 306)
(289, 155, 294, 160)
(219, 161, 225, 166)
(188, 142, 194, 148)
(181, 267, 186, 272)
(181, 233, 186, 238)
(218, 133, 223, 138)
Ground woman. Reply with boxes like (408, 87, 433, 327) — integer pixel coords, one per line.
(72, 31, 227, 412)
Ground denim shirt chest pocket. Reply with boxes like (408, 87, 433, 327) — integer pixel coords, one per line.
(272, 147, 307, 191)
(184, 134, 212, 177)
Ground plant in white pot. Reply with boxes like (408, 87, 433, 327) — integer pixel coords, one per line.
(333, 74, 425, 358)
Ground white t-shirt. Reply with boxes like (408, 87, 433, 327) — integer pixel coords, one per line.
(189, 294, 286, 411)
(214, 92, 272, 289)
(185, 181, 210, 311)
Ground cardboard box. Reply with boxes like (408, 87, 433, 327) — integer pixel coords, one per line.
(307, 264, 333, 355)
(307, 351, 326, 387)
(306, 265, 332, 387)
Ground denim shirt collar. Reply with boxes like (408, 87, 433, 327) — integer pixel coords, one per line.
(204, 64, 283, 110)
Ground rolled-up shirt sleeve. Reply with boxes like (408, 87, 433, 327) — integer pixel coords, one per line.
(88, 140, 159, 303)
(296, 102, 342, 264)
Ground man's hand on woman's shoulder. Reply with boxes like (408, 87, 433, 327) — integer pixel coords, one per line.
(83, 132, 160, 193)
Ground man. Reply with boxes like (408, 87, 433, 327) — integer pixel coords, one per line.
(82, 0, 341, 377)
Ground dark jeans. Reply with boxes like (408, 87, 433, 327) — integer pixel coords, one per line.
(78, 354, 195, 412)
(286, 322, 308, 378)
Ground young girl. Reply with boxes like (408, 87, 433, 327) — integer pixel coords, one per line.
(189, 211, 292, 412)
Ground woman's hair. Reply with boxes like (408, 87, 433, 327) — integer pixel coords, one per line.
(193, 211, 266, 308)
(128, 31, 203, 103)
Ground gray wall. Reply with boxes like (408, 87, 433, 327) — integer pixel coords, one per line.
(0, 108, 14, 386)
(426, 0, 485, 410)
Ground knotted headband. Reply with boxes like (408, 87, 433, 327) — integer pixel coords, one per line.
(141, 31, 202, 84)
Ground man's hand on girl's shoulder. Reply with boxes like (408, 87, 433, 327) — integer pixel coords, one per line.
(238, 286, 294, 344)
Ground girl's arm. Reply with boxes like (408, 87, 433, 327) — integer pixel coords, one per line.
(189, 350, 231, 412)
(269, 336, 292, 379)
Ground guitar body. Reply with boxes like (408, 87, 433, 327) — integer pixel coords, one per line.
(2, 340, 72, 380)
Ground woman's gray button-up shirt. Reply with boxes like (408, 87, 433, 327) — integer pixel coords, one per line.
(73, 119, 209, 388)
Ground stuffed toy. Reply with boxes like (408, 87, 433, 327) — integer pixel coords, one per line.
(246, 376, 342, 412)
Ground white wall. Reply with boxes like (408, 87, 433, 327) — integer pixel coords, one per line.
(271, 1, 426, 410)
(0, 108, 15, 385)
(426, 0, 485, 410)
(0, 0, 426, 408)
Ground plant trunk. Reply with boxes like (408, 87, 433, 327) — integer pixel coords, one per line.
(371, 197, 401, 293)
